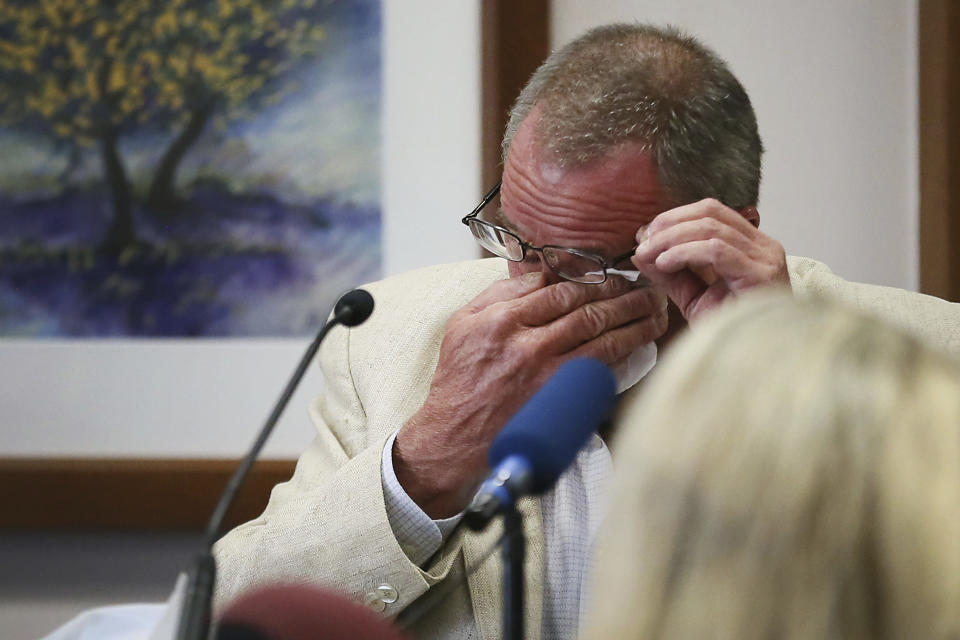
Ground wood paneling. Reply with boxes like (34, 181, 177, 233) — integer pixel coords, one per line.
(0, 458, 295, 531)
(480, 0, 550, 190)
(919, 0, 960, 301)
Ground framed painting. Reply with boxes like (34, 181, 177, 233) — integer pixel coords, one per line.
(0, 0, 381, 338)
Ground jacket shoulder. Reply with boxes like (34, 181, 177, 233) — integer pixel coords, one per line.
(787, 255, 960, 357)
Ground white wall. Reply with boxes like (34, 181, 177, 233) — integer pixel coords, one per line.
(553, 0, 919, 291)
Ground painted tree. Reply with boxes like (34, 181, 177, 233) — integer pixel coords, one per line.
(0, 0, 329, 252)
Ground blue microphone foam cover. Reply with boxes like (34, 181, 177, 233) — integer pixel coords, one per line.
(488, 357, 616, 492)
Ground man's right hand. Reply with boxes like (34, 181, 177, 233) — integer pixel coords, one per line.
(392, 271, 668, 518)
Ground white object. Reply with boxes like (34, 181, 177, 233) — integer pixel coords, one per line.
(41, 572, 186, 640)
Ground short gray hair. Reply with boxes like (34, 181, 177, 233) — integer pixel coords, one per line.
(504, 23, 763, 210)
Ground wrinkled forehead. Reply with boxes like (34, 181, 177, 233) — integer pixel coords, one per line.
(498, 115, 671, 251)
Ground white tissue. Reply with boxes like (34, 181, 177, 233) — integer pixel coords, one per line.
(609, 341, 657, 394)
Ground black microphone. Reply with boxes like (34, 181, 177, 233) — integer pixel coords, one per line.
(333, 289, 374, 327)
(464, 357, 617, 531)
(176, 289, 374, 640)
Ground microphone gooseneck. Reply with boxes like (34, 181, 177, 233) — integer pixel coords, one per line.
(176, 288, 374, 640)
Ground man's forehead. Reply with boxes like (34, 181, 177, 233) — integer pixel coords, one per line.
(499, 147, 669, 252)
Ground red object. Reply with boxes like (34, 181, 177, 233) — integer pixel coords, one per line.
(216, 584, 408, 640)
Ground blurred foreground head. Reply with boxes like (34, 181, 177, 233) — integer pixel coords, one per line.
(583, 294, 960, 639)
(216, 584, 408, 640)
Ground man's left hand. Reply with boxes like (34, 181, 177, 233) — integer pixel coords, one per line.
(631, 198, 790, 324)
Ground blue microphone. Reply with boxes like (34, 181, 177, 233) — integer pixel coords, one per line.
(464, 357, 617, 531)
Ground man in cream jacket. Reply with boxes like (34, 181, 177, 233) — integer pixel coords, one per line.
(214, 24, 960, 639)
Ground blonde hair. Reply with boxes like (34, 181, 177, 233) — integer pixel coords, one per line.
(582, 293, 960, 640)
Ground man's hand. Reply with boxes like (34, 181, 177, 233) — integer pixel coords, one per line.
(631, 198, 790, 324)
(393, 272, 667, 518)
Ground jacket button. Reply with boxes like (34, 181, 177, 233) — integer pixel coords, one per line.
(377, 584, 398, 604)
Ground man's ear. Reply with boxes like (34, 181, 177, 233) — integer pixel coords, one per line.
(740, 205, 760, 228)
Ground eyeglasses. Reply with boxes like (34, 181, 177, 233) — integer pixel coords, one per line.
(461, 181, 645, 285)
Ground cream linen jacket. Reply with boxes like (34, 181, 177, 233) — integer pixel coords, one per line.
(213, 256, 960, 639)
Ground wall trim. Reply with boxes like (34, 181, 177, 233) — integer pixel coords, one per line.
(919, 0, 960, 301)
(0, 458, 295, 531)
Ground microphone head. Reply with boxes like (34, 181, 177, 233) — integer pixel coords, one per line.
(334, 289, 374, 327)
(216, 584, 408, 640)
(489, 357, 617, 492)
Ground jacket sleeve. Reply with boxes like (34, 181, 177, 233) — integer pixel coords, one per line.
(212, 307, 463, 616)
(788, 256, 960, 357)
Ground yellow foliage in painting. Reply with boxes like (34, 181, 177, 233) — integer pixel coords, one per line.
(0, 0, 336, 148)
(16, 5, 38, 30)
(251, 4, 268, 28)
(159, 80, 180, 102)
(155, 9, 177, 36)
(69, 8, 86, 28)
(0, 42, 15, 69)
(30, 95, 56, 118)
(65, 37, 87, 67)
(85, 71, 100, 101)
(196, 51, 215, 72)
(140, 50, 162, 69)
(108, 62, 126, 93)
(41, 1, 63, 29)
(200, 19, 220, 39)
(41, 76, 66, 106)
(168, 54, 189, 78)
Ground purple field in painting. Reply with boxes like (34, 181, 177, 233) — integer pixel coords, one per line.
(0, 183, 380, 337)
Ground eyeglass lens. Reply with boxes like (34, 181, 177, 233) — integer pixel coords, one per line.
(542, 248, 606, 283)
(467, 221, 524, 261)
(467, 221, 608, 283)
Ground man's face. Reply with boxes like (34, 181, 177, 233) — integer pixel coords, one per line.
(498, 114, 673, 283)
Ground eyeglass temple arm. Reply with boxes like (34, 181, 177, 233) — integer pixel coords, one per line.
(464, 180, 503, 220)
